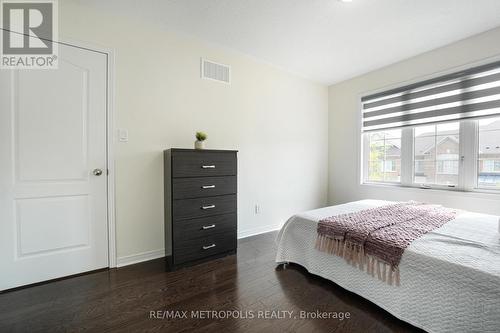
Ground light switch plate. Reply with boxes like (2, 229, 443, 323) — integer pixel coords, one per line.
(118, 128, 128, 142)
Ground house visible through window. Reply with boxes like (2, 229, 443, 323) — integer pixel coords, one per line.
(478, 118, 500, 188)
(414, 123, 459, 186)
(481, 160, 500, 172)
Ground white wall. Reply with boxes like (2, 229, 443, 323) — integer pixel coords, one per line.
(59, 1, 329, 262)
(328, 27, 500, 215)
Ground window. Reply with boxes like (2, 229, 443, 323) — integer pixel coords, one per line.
(361, 60, 500, 192)
(414, 123, 459, 186)
(364, 118, 500, 191)
(367, 130, 401, 183)
(481, 160, 500, 172)
(384, 160, 396, 172)
(478, 118, 500, 189)
(436, 160, 459, 175)
(414, 160, 424, 174)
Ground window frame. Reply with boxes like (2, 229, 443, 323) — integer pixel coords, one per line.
(361, 119, 500, 194)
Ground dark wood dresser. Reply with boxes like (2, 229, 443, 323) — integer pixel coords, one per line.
(164, 148, 238, 270)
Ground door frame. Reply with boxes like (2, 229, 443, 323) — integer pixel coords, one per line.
(57, 36, 117, 268)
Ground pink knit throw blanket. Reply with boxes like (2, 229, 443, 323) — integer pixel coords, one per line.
(315, 202, 457, 286)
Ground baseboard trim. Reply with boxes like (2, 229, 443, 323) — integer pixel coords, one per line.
(116, 249, 165, 268)
(237, 224, 282, 239)
(116, 225, 283, 268)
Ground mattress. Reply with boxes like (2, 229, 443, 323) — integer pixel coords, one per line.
(275, 200, 500, 333)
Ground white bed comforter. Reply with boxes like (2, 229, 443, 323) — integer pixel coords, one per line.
(275, 200, 500, 333)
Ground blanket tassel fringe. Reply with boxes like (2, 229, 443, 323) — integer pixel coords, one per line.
(315, 234, 400, 286)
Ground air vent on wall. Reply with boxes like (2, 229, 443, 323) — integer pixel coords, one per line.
(201, 58, 231, 84)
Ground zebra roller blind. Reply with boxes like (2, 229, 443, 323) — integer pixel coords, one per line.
(362, 61, 500, 132)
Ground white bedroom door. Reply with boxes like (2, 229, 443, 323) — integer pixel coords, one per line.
(0, 43, 109, 291)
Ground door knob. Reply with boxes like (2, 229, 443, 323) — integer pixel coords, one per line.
(93, 168, 103, 176)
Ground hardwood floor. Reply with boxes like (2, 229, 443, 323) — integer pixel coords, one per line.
(0, 231, 422, 333)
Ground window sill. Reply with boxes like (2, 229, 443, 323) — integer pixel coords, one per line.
(360, 182, 500, 199)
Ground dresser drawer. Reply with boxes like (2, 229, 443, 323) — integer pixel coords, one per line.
(173, 213, 236, 244)
(172, 151, 236, 178)
(173, 194, 236, 220)
(174, 230, 236, 265)
(172, 176, 236, 199)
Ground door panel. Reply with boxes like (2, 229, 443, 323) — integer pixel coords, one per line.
(16, 60, 89, 181)
(16, 195, 90, 256)
(0, 43, 108, 290)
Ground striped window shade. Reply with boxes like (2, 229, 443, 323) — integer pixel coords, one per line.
(361, 61, 500, 132)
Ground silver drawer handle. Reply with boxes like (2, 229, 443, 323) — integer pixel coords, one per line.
(202, 224, 216, 230)
(201, 204, 215, 210)
(202, 244, 216, 250)
(202, 165, 216, 169)
(202, 185, 216, 189)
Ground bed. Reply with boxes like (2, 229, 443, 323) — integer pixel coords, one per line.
(275, 199, 500, 333)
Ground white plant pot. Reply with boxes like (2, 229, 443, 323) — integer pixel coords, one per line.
(195, 140, 205, 149)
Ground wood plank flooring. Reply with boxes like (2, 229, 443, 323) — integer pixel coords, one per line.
(0, 231, 423, 333)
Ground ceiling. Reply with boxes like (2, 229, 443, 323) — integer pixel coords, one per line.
(80, 0, 500, 85)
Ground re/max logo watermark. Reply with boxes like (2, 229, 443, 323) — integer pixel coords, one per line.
(1, 0, 58, 69)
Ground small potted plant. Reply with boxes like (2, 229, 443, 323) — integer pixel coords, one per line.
(195, 131, 207, 149)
